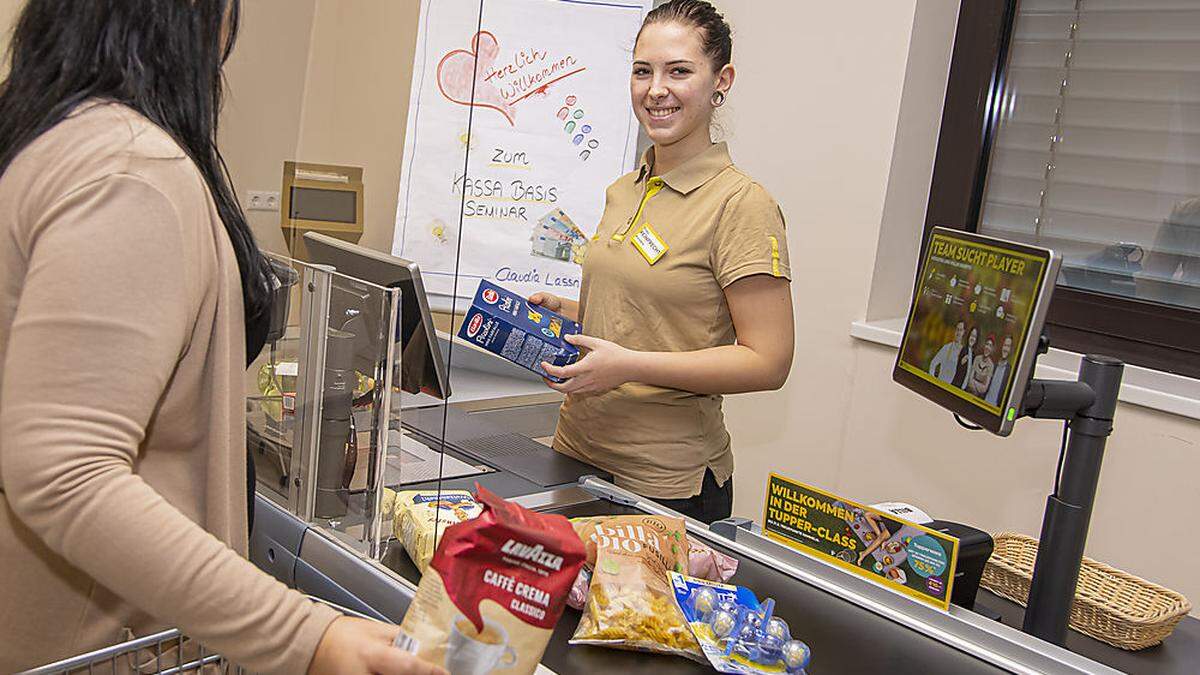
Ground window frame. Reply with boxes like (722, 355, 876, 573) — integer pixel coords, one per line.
(924, 0, 1200, 379)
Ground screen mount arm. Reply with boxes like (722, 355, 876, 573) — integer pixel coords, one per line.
(1018, 332, 1099, 420)
(1020, 380, 1096, 420)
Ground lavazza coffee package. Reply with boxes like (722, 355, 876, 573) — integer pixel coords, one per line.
(395, 486, 586, 675)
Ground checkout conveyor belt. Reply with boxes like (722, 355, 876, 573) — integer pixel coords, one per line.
(251, 479, 1119, 675)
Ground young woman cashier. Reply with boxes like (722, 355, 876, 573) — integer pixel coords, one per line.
(531, 0, 795, 524)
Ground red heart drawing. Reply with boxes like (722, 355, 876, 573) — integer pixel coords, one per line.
(437, 31, 516, 126)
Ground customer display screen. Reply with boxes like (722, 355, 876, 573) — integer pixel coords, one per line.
(895, 229, 1055, 432)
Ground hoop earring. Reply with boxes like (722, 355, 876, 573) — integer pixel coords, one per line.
(711, 91, 726, 108)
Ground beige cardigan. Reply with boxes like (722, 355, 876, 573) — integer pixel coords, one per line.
(0, 102, 338, 673)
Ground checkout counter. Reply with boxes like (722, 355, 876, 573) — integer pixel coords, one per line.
(246, 246, 1197, 675)
(247, 381, 1198, 674)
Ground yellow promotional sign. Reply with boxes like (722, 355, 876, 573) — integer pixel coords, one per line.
(763, 473, 960, 611)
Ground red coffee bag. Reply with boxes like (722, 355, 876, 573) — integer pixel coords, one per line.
(396, 486, 585, 675)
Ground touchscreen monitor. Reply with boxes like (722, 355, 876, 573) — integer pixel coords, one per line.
(893, 227, 1061, 435)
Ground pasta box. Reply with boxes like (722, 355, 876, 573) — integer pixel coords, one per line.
(458, 280, 581, 383)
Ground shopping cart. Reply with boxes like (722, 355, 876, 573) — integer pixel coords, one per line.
(21, 596, 370, 675)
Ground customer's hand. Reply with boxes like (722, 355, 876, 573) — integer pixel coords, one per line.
(527, 291, 562, 313)
(542, 334, 638, 396)
(309, 616, 446, 675)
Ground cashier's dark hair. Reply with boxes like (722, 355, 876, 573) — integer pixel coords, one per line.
(638, 0, 733, 71)
(0, 0, 271, 327)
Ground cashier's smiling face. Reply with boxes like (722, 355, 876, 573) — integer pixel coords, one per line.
(631, 22, 731, 150)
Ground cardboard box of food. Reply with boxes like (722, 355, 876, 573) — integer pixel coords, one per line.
(458, 280, 581, 383)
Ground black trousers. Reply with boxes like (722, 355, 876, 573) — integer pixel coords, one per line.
(655, 469, 733, 525)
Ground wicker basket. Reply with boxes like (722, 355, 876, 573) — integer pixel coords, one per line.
(981, 532, 1192, 650)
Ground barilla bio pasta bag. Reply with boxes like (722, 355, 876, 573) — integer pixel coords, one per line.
(566, 516, 738, 609)
(457, 280, 581, 383)
(568, 515, 705, 662)
(395, 486, 585, 675)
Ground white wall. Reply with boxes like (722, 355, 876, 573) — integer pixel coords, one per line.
(710, 0, 922, 513)
(294, 0, 422, 256)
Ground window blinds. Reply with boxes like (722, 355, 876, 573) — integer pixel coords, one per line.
(979, 0, 1200, 307)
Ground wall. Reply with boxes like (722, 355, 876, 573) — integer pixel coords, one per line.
(293, 0, 423, 255)
(709, 0, 923, 513)
(220, 0, 320, 254)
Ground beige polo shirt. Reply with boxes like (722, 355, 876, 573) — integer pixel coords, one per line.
(553, 142, 791, 500)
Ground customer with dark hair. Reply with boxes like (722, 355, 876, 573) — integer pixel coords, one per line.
(0, 2, 441, 673)
(951, 325, 978, 390)
(530, 0, 795, 524)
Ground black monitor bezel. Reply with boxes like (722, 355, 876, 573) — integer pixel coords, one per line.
(892, 226, 1061, 436)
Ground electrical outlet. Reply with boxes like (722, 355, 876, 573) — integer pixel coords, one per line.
(246, 190, 281, 212)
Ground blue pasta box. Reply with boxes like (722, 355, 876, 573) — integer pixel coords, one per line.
(458, 280, 582, 383)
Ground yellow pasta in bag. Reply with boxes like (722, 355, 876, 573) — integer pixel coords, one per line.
(569, 516, 704, 662)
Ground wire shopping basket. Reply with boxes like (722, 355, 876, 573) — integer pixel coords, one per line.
(20, 596, 370, 675)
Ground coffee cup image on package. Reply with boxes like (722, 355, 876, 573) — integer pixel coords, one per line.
(458, 280, 581, 383)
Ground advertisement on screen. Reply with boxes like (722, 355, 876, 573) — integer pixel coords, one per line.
(897, 231, 1048, 414)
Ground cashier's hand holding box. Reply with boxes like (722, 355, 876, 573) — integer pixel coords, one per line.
(540, 332, 637, 396)
(526, 289, 641, 395)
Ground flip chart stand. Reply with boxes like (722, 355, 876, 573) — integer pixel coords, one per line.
(1018, 343, 1124, 646)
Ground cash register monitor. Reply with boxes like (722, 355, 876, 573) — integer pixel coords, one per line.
(893, 227, 1061, 436)
(303, 232, 451, 400)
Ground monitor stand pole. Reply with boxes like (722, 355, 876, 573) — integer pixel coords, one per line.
(1018, 351, 1124, 646)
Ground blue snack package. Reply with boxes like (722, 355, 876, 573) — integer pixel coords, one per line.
(457, 280, 582, 383)
(670, 572, 811, 674)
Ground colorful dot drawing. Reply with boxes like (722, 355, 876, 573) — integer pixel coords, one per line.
(559, 94, 598, 162)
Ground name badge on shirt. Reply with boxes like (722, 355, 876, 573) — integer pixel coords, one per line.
(631, 224, 669, 265)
